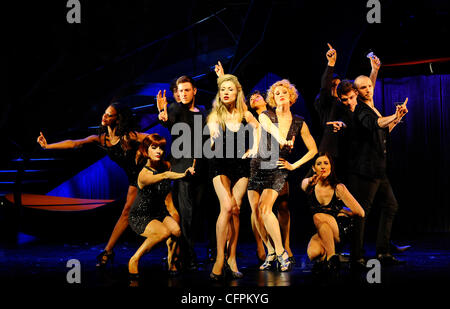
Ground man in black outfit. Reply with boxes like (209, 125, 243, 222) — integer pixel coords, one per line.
(314, 44, 380, 179)
(347, 75, 408, 268)
(157, 75, 208, 271)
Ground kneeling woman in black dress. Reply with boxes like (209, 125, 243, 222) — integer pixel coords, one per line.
(301, 153, 365, 271)
(128, 133, 194, 280)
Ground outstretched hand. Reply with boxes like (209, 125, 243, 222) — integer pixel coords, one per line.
(326, 121, 347, 133)
(37, 132, 47, 149)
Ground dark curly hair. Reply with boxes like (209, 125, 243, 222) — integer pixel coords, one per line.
(98, 101, 139, 148)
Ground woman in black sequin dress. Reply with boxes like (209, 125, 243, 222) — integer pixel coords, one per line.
(128, 134, 194, 281)
(37, 102, 149, 266)
(207, 74, 259, 280)
(248, 80, 317, 271)
(301, 153, 364, 271)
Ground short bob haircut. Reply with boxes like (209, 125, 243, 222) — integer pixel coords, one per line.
(136, 133, 170, 170)
(266, 79, 299, 108)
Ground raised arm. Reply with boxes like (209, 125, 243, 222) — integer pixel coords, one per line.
(157, 90, 169, 122)
(369, 54, 381, 89)
(335, 183, 365, 217)
(315, 44, 337, 114)
(37, 132, 99, 149)
(322, 43, 337, 89)
(214, 61, 225, 77)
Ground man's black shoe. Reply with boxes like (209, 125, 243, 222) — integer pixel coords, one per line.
(390, 241, 411, 253)
(187, 260, 199, 271)
(350, 258, 367, 271)
(376, 253, 406, 266)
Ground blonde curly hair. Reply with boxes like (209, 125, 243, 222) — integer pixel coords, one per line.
(266, 79, 299, 108)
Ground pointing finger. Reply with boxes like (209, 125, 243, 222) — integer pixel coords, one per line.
(327, 43, 333, 50)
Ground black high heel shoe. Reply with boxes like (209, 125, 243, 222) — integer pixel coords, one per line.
(277, 250, 292, 272)
(128, 272, 140, 287)
(209, 271, 224, 281)
(96, 250, 115, 267)
(224, 262, 244, 279)
(168, 258, 181, 277)
(259, 252, 277, 271)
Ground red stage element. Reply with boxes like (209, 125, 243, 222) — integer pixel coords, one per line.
(383, 57, 450, 67)
(5, 193, 115, 212)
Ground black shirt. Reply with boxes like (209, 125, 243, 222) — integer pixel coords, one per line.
(160, 101, 207, 174)
(350, 100, 389, 179)
(314, 65, 347, 158)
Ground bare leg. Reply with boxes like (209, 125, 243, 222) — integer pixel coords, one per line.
(313, 213, 340, 260)
(247, 190, 266, 260)
(226, 177, 248, 273)
(128, 219, 172, 274)
(259, 189, 285, 255)
(104, 185, 137, 252)
(211, 175, 235, 276)
(163, 216, 181, 271)
(277, 183, 292, 256)
(307, 233, 326, 261)
(165, 192, 181, 264)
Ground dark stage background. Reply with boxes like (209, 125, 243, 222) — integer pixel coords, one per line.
(2, 0, 450, 246)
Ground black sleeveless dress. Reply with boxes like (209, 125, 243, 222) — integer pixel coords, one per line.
(128, 166, 172, 235)
(209, 118, 251, 183)
(248, 109, 304, 193)
(99, 134, 144, 187)
(307, 186, 353, 242)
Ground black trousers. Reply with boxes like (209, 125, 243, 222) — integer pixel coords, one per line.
(173, 177, 206, 263)
(347, 173, 399, 259)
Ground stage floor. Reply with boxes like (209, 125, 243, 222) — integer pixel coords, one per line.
(1, 233, 450, 293)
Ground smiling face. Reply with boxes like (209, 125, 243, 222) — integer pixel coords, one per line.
(101, 106, 118, 127)
(147, 144, 164, 162)
(219, 80, 238, 106)
(178, 82, 197, 105)
(313, 155, 332, 178)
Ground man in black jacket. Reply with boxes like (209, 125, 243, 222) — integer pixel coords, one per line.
(347, 75, 408, 267)
(158, 75, 208, 271)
